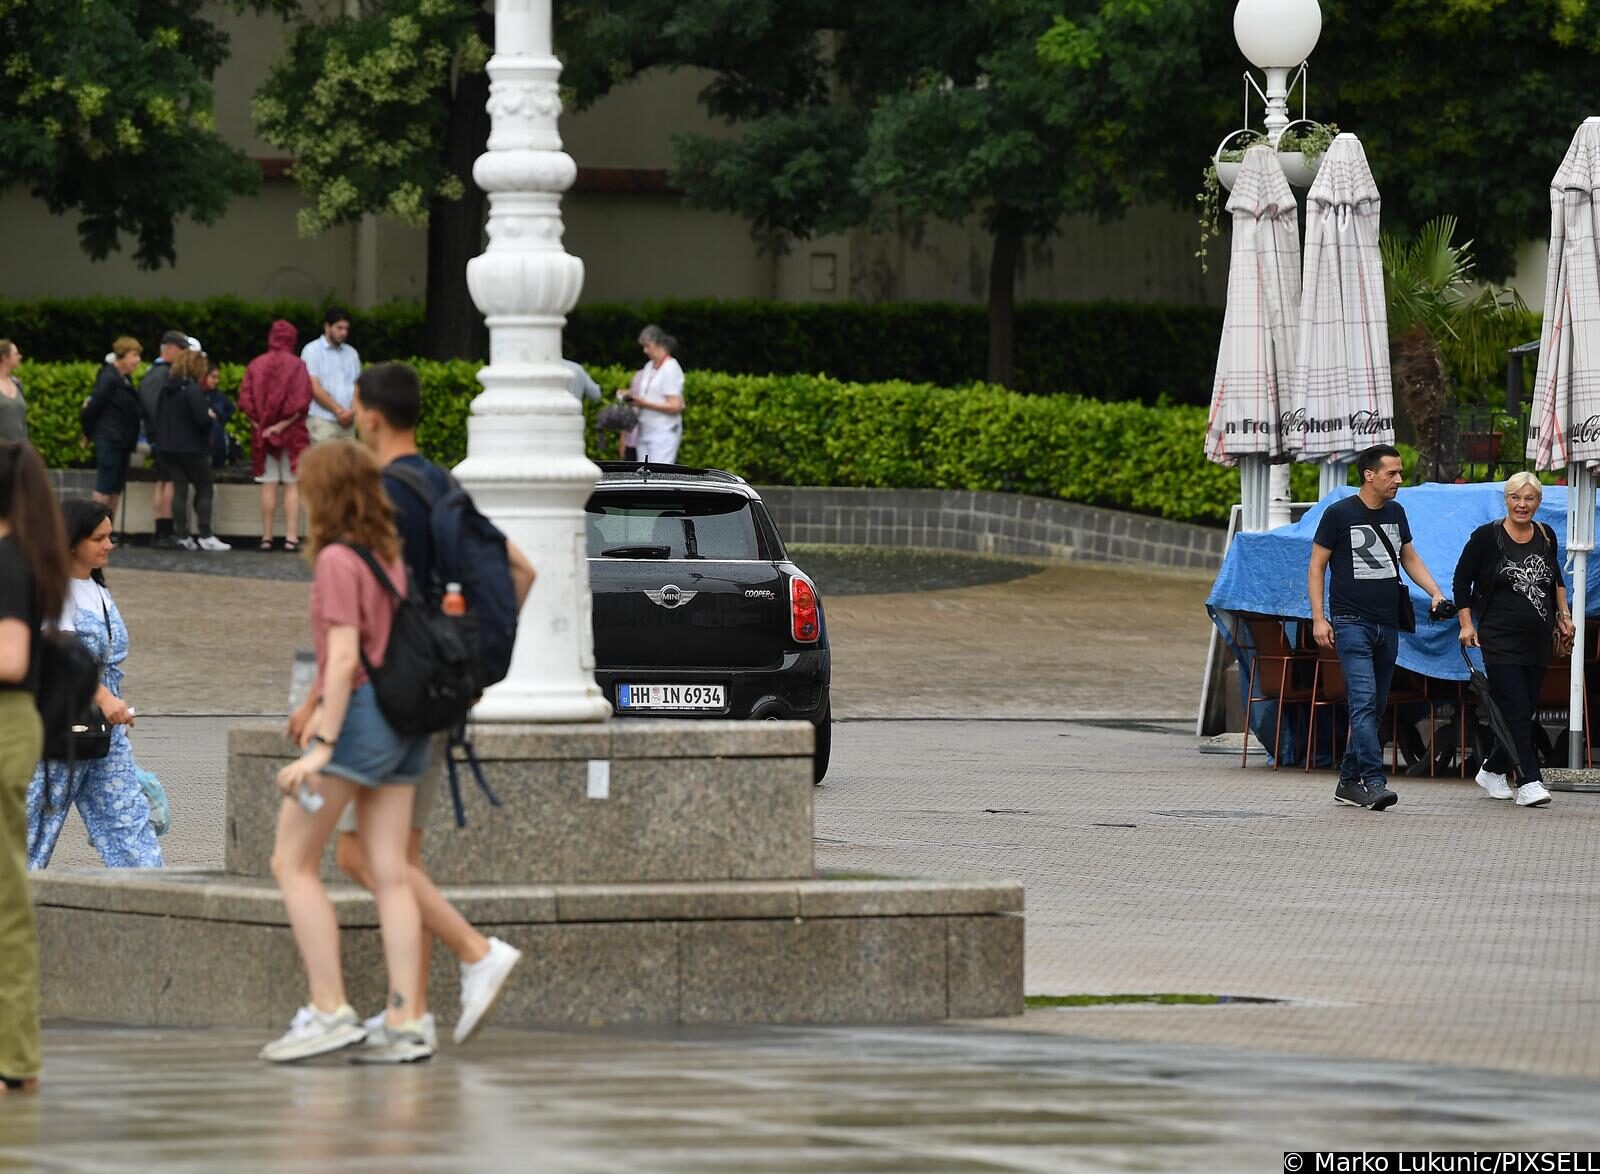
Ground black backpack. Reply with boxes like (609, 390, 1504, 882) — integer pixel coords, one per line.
(381, 464, 519, 693)
(341, 543, 477, 736)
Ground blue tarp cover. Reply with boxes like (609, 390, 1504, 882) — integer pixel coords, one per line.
(1206, 481, 1600, 681)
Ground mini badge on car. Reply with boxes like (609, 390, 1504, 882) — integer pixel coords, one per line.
(645, 584, 697, 609)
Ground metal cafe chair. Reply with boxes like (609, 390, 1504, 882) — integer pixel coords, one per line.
(1237, 614, 1318, 768)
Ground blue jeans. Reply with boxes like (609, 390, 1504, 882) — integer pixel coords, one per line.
(1333, 616, 1399, 786)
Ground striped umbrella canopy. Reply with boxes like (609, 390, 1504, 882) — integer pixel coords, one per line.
(1287, 133, 1394, 468)
(1205, 145, 1301, 470)
(1528, 117, 1600, 474)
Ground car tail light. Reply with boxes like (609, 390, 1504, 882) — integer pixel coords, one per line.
(790, 575, 820, 643)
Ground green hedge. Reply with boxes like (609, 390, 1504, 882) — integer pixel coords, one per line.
(17, 359, 1387, 527)
(2, 295, 1224, 405)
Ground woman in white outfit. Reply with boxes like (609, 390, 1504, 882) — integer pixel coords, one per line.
(621, 324, 685, 465)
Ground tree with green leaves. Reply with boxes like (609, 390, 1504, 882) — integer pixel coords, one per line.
(0, 0, 271, 270)
(563, 0, 1228, 387)
(250, 0, 490, 360)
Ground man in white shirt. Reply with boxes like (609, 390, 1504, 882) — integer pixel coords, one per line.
(301, 307, 361, 444)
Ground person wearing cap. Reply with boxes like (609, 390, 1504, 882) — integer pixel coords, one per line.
(302, 307, 360, 444)
(140, 329, 188, 548)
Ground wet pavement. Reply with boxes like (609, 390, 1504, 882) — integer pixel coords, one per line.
(22, 550, 1600, 1167)
(4, 1022, 1597, 1172)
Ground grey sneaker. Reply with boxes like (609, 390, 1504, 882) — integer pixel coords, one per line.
(362, 1009, 437, 1051)
(454, 937, 523, 1045)
(349, 1020, 433, 1065)
(1334, 776, 1397, 811)
(175, 536, 199, 551)
(259, 1004, 366, 1063)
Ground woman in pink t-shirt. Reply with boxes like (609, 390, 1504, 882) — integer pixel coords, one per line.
(258, 440, 434, 1065)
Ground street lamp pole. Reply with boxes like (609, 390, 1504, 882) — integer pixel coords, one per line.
(1232, 0, 1322, 529)
(455, 0, 611, 722)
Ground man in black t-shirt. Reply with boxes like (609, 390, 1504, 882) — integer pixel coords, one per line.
(1307, 444, 1448, 811)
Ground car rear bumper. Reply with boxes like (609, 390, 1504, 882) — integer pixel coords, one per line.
(597, 649, 829, 723)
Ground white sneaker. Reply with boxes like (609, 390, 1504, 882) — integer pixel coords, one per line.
(258, 1003, 366, 1063)
(1515, 780, 1552, 807)
(175, 537, 199, 551)
(362, 1009, 437, 1051)
(1475, 766, 1513, 800)
(454, 937, 522, 1045)
(196, 535, 231, 552)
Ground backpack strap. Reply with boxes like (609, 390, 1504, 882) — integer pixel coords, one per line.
(382, 462, 455, 511)
(336, 541, 404, 602)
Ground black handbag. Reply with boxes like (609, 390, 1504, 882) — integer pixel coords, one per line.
(1369, 523, 1416, 633)
(41, 590, 114, 762)
(37, 633, 104, 760)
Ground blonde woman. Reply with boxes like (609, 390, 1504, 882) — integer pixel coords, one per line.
(1453, 472, 1573, 808)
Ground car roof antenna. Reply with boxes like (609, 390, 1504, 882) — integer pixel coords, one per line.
(639, 461, 651, 482)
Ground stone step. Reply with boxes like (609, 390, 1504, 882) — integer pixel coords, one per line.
(33, 870, 1024, 1029)
(227, 719, 816, 885)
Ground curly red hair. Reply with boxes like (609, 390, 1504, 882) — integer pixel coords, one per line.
(295, 440, 400, 563)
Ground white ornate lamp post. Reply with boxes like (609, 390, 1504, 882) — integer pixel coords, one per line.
(1226, 0, 1322, 530)
(455, 0, 611, 722)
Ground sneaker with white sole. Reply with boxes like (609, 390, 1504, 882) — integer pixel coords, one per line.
(1515, 780, 1552, 807)
(259, 1004, 366, 1063)
(362, 1009, 437, 1052)
(175, 537, 199, 551)
(454, 937, 522, 1045)
(196, 535, 231, 552)
(1475, 766, 1513, 800)
(348, 1020, 432, 1065)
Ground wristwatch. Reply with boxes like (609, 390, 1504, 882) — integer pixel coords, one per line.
(308, 734, 337, 751)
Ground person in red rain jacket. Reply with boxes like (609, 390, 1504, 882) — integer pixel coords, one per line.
(239, 320, 313, 552)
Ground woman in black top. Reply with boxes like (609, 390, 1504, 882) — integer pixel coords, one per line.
(0, 441, 69, 1092)
(1454, 472, 1573, 808)
(79, 336, 144, 523)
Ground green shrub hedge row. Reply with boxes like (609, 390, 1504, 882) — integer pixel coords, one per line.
(1, 295, 1225, 405)
(17, 359, 1363, 527)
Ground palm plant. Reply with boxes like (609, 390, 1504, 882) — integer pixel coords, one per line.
(1382, 216, 1527, 481)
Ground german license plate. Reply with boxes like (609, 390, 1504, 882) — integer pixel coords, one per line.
(618, 683, 726, 711)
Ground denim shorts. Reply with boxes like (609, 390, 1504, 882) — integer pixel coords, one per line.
(94, 440, 130, 495)
(323, 682, 430, 789)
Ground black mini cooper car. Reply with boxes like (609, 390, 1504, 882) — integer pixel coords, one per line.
(585, 463, 832, 781)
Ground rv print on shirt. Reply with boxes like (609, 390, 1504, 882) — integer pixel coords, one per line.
(1349, 523, 1402, 580)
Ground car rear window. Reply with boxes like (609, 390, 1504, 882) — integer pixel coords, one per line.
(587, 491, 762, 560)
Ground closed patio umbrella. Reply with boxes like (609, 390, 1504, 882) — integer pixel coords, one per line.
(1527, 117, 1600, 766)
(1206, 145, 1300, 533)
(1287, 133, 1394, 496)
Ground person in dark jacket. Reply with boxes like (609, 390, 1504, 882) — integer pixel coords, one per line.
(203, 359, 238, 470)
(155, 350, 229, 551)
(79, 337, 144, 522)
(139, 330, 188, 548)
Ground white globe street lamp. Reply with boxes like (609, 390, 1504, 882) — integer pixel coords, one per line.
(455, 0, 611, 722)
(1233, 0, 1322, 147)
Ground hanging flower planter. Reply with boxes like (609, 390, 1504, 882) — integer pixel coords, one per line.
(1196, 121, 1339, 273)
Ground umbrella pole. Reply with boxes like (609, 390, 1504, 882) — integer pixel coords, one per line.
(1569, 465, 1595, 768)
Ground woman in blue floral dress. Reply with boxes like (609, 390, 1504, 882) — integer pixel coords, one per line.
(26, 499, 162, 869)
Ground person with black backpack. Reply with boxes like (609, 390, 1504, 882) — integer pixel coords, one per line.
(0, 441, 70, 1094)
(264, 439, 450, 1065)
(306, 362, 534, 1050)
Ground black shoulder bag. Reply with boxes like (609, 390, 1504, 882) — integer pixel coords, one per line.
(1368, 523, 1416, 633)
(41, 592, 113, 762)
